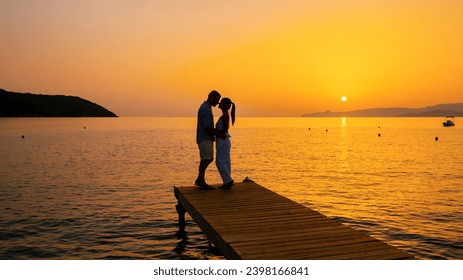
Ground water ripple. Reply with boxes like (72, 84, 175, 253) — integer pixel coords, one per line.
(1, 117, 462, 259)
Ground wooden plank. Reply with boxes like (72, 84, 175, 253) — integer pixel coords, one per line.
(174, 181, 414, 260)
(240, 240, 410, 260)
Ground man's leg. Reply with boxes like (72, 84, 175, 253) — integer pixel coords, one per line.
(196, 140, 214, 188)
(196, 159, 213, 185)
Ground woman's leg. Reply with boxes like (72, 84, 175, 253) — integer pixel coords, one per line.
(216, 138, 232, 184)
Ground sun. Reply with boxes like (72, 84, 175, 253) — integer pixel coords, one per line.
(341, 96, 347, 102)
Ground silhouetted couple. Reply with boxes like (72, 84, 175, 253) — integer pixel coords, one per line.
(195, 90, 236, 190)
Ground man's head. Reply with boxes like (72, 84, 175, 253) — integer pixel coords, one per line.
(207, 90, 221, 107)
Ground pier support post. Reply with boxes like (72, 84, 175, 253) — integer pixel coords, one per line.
(176, 203, 186, 237)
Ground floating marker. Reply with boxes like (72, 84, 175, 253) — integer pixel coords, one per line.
(21, 135, 25, 139)
(378, 133, 381, 137)
(435, 136, 439, 141)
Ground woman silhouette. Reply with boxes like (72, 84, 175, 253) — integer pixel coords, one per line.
(215, 98, 236, 190)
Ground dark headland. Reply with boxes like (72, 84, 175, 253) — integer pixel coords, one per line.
(0, 89, 117, 117)
(302, 103, 463, 117)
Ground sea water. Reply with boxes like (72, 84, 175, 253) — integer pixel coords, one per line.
(0, 117, 462, 259)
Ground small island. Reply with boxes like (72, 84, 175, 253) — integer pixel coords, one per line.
(302, 103, 463, 117)
(0, 89, 117, 117)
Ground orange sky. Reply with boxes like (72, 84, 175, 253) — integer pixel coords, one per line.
(1, 0, 463, 116)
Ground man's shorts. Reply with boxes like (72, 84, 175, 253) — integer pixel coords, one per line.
(198, 140, 214, 160)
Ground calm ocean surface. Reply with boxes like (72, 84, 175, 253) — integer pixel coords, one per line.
(0, 117, 462, 260)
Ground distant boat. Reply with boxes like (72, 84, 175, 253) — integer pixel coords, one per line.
(443, 116, 455, 127)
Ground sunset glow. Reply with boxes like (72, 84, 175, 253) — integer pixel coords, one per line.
(1, 0, 463, 116)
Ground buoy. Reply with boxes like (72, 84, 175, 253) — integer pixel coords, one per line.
(84, 126, 86, 129)
(326, 129, 328, 132)
(21, 135, 25, 139)
(435, 136, 439, 141)
(378, 133, 381, 137)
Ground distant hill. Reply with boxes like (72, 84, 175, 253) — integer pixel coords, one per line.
(0, 89, 117, 117)
(302, 103, 463, 117)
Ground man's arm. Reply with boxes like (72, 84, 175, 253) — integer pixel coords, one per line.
(216, 115, 229, 139)
(200, 109, 215, 135)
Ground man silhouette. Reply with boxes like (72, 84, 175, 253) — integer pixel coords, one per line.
(195, 90, 221, 190)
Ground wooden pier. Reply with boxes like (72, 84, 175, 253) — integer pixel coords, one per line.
(174, 180, 414, 260)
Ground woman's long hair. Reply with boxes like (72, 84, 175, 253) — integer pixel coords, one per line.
(221, 98, 236, 125)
